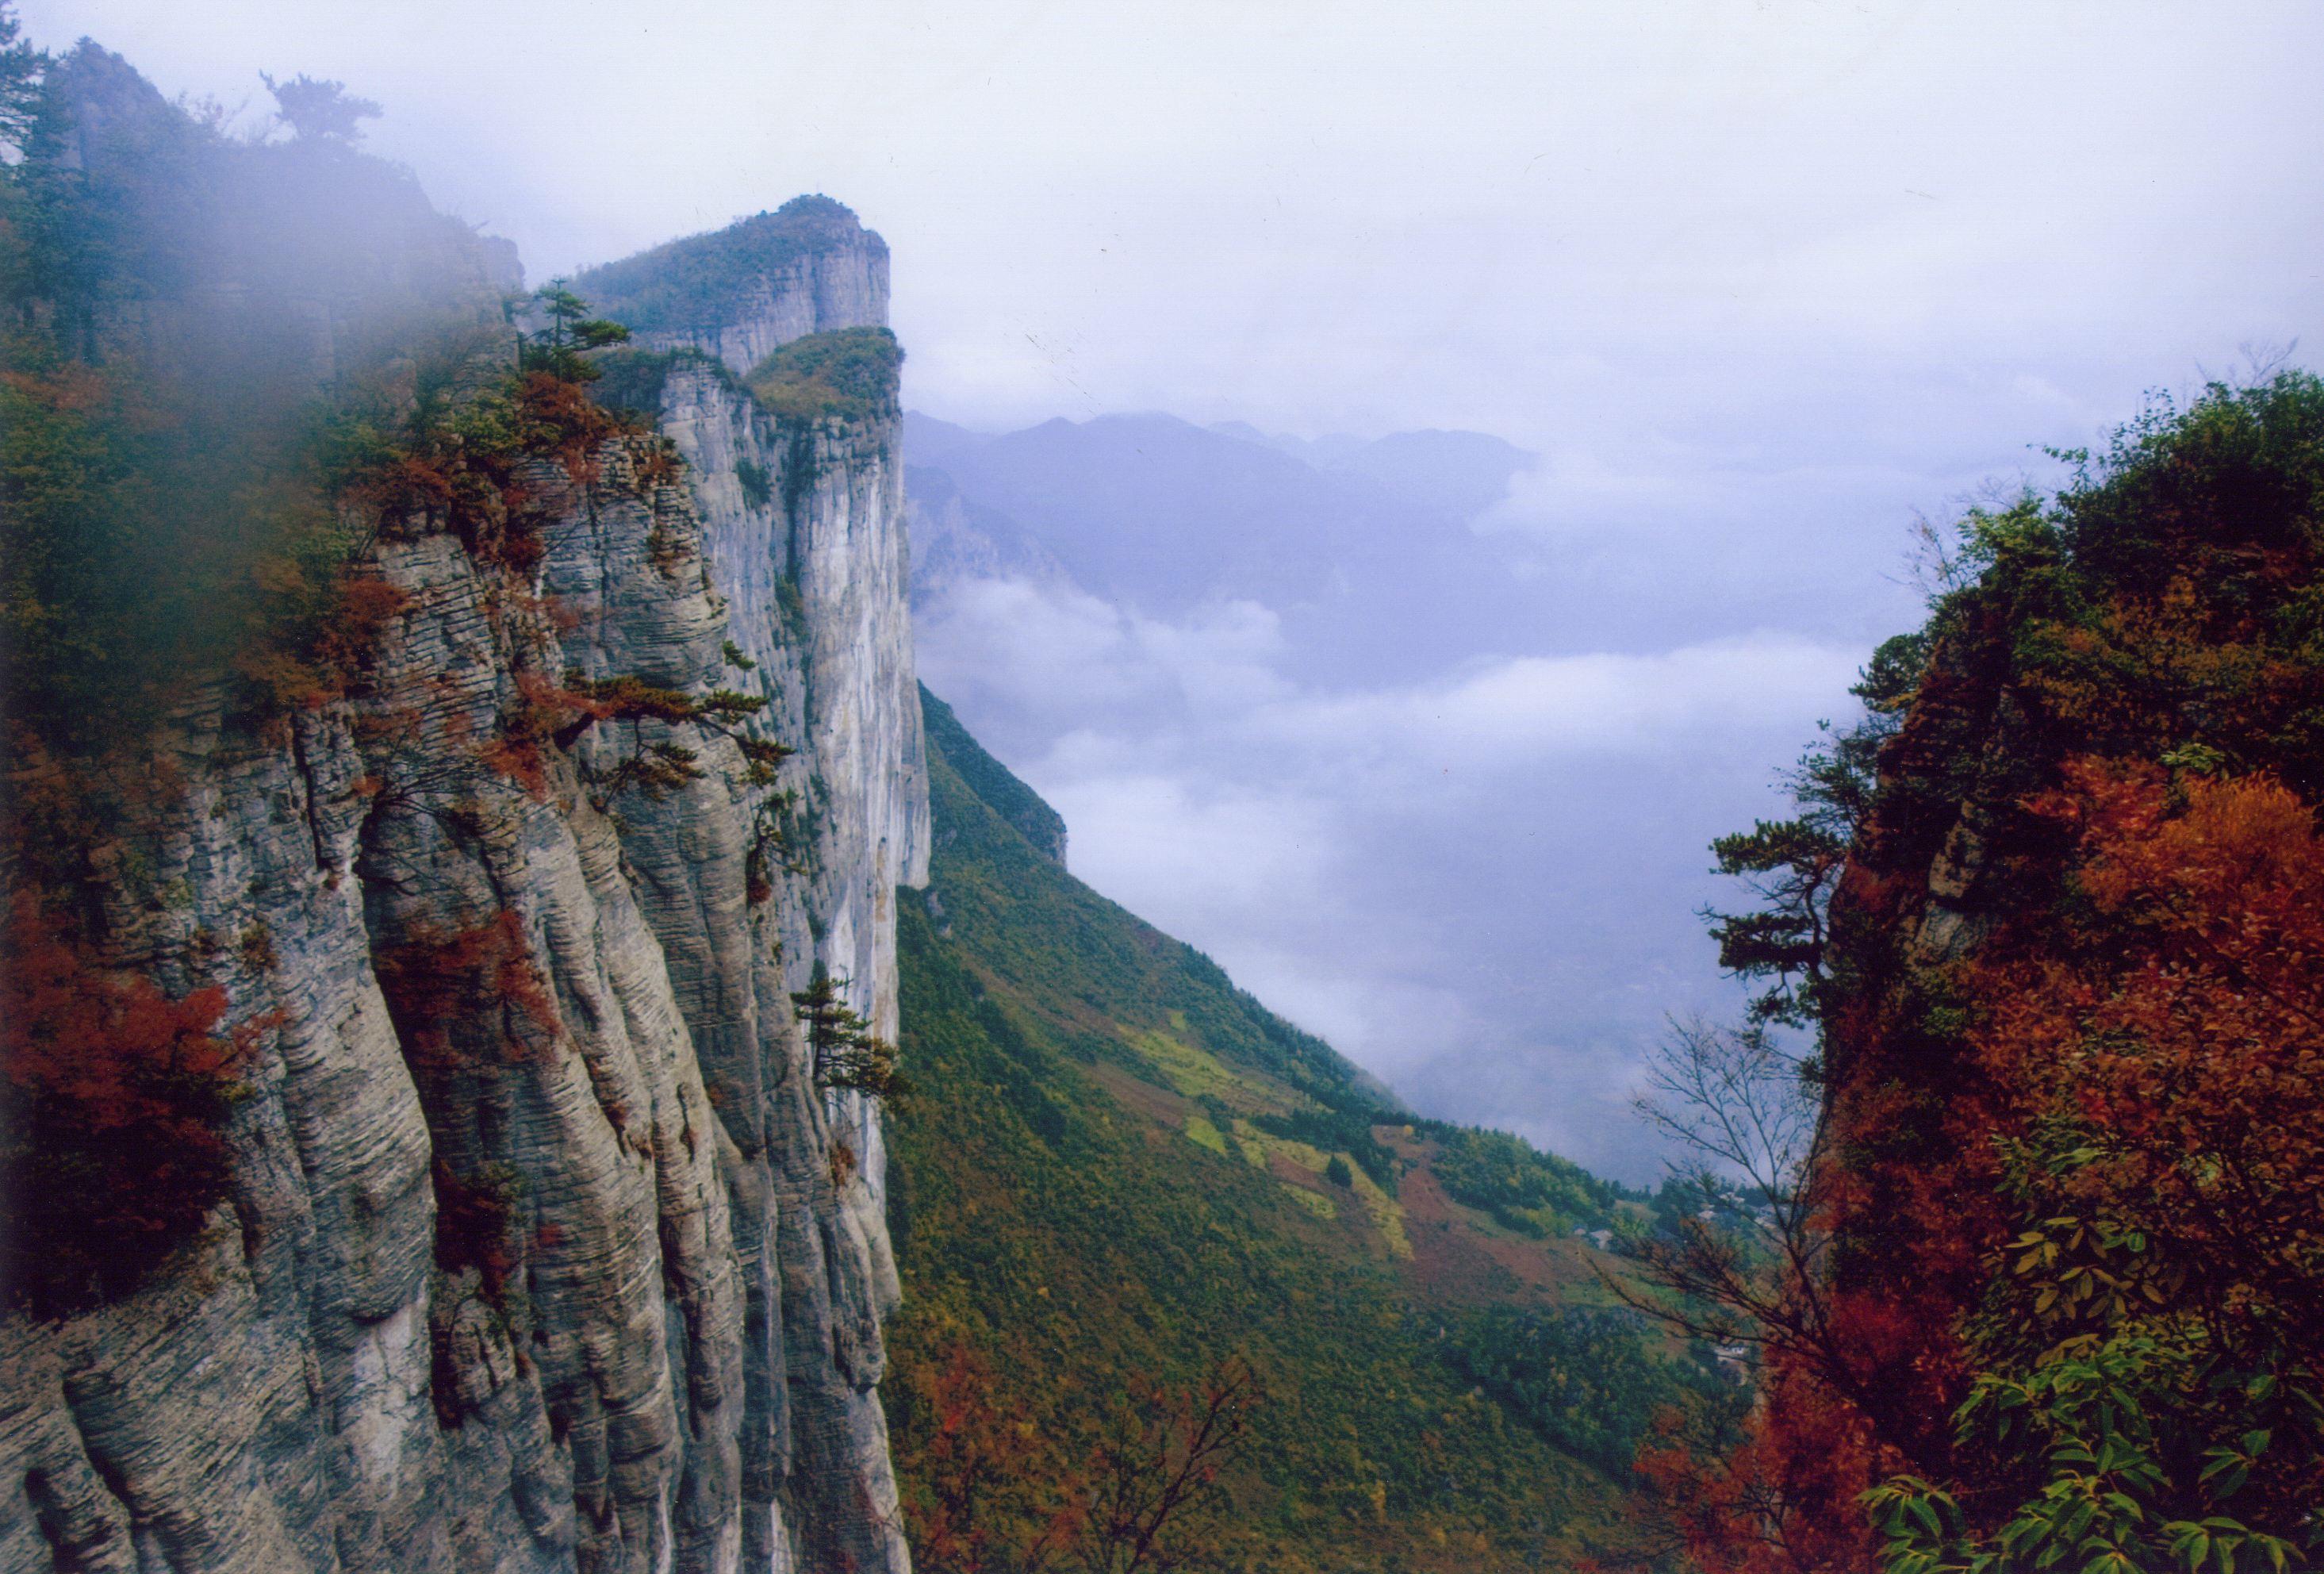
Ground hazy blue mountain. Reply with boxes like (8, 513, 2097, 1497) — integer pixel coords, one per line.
(902, 410, 1551, 684)
(918, 412, 1383, 611)
(903, 463, 1076, 607)
(901, 409, 993, 470)
(1208, 420, 1535, 522)
(1329, 428, 1536, 519)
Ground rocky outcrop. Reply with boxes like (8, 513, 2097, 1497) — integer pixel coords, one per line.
(0, 196, 924, 1573)
(576, 198, 890, 379)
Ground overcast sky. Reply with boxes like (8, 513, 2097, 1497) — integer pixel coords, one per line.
(27, 2, 2322, 443)
(29, 0, 2323, 1178)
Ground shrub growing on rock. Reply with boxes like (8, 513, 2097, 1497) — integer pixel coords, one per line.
(0, 893, 260, 1315)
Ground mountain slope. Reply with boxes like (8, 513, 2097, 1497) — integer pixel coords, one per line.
(904, 463, 1079, 611)
(884, 689, 1729, 1573)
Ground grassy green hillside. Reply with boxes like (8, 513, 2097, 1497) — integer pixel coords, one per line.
(884, 689, 1734, 1573)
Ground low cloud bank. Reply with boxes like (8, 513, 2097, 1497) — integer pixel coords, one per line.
(919, 568, 1867, 1184)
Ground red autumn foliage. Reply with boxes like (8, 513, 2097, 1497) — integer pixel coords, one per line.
(1977, 761, 2324, 1374)
(1636, 1352, 1882, 1574)
(903, 1340, 1079, 1574)
(370, 908, 561, 1072)
(1673, 763, 2324, 1564)
(1, 892, 262, 1314)
(373, 452, 458, 515)
(516, 369, 625, 488)
(235, 563, 416, 712)
(431, 1157, 528, 1304)
(474, 668, 586, 797)
(899, 1338, 1257, 1574)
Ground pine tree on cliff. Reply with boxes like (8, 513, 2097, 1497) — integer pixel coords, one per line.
(525, 280, 630, 380)
(793, 973, 912, 1104)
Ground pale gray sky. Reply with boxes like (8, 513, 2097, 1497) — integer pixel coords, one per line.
(29, 0, 2323, 1178)
(25, 1, 2322, 443)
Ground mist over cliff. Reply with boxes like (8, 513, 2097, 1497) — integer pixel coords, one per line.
(2, 45, 925, 1572)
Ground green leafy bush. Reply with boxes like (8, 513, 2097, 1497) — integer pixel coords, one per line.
(745, 326, 903, 423)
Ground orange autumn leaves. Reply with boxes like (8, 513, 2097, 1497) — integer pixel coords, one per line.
(1977, 759, 2324, 1369)
(1828, 759, 2324, 1569)
(899, 1338, 1259, 1574)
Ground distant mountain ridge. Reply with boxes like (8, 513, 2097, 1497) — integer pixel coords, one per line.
(1207, 419, 1536, 520)
(900, 408, 1549, 682)
(902, 462, 1076, 611)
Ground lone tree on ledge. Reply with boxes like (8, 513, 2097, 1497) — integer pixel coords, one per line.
(792, 973, 911, 1104)
(261, 71, 380, 145)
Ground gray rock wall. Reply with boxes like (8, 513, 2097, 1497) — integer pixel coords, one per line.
(0, 209, 924, 1574)
(576, 200, 890, 381)
(646, 248, 888, 380)
(658, 358, 926, 1217)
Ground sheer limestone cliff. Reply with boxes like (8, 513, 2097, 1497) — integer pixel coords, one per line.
(0, 136, 926, 1574)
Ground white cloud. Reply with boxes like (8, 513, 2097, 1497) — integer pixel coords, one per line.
(916, 569, 1858, 1181)
(915, 578, 1289, 738)
(1041, 770, 1338, 919)
(1244, 635, 1866, 770)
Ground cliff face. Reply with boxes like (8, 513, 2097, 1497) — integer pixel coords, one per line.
(573, 198, 890, 379)
(646, 355, 927, 1219)
(0, 179, 925, 1574)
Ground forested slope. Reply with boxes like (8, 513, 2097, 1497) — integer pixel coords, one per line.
(884, 690, 1739, 1573)
(1662, 374, 2324, 1573)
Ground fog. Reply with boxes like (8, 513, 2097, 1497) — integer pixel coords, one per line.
(26, 0, 2323, 1179)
